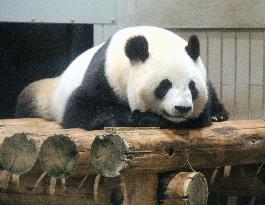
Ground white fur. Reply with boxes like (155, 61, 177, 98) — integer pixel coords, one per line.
(52, 44, 102, 122)
(48, 26, 207, 124)
(105, 26, 207, 122)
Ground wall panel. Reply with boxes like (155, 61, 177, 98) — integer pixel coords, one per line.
(172, 29, 264, 120)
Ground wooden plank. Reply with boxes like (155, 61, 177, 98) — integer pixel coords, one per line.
(222, 32, 236, 85)
(221, 85, 235, 119)
(197, 32, 208, 71)
(236, 32, 250, 85)
(212, 83, 221, 99)
(250, 32, 264, 85)
(249, 30, 263, 118)
(250, 85, 264, 119)
(263, 31, 265, 119)
(221, 32, 236, 119)
(235, 85, 249, 120)
(208, 32, 222, 84)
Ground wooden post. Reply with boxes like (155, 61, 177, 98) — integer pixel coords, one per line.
(158, 172, 208, 205)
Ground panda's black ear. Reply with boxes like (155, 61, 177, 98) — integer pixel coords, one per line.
(185, 35, 200, 62)
(125, 35, 149, 63)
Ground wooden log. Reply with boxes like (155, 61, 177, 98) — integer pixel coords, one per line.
(90, 134, 129, 177)
(1, 119, 265, 176)
(0, 119, 265, 204)
(39, 134, 79, 178)
(0, 133, 38, 174)
(158, 172, 208, 205)
(89, 119, 265, 176)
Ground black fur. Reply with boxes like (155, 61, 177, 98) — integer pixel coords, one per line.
(154, 79, 172, 99)
(189, 80, 198, 100)
(185, 35, 200, 62)
(62, 40, 228, 130)
(62, 40, 132, 130)
(125, 35, 149, 63)
(135, 81, 229, 129)
(207, 81, 229, 122)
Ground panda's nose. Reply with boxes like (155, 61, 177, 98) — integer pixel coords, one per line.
(175, 106, 192, 113)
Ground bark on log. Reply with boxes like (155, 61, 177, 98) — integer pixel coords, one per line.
(89, 120, 265, 176)
(0, 119, 265, 204)
(158, 172, 208, 205)
(1, 119, 265, 177)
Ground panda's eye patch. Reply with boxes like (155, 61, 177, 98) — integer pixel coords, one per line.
(189, 80, 198, 100)
(155, 79, 172, 99)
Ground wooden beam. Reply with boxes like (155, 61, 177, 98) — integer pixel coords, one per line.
(1, 119, 265, 177)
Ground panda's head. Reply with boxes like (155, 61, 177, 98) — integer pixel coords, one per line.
(106, 27, 208, 123)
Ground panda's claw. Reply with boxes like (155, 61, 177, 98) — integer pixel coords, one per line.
(210, 113, 227, 122)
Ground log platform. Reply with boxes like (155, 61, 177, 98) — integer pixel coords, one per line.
(0, 118, 265, 205)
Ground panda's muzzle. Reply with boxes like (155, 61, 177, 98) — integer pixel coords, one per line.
(162, 106, 192, 119)
(162, 109, 184, 118)
(174, 106, 192, 114)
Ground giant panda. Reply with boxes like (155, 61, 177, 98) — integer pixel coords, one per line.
(15, 26, 228, 130)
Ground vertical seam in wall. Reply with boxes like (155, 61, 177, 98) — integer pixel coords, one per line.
(234, 32, 237, 120)
(220, 31, 223, 101)
(206, 31, 209, 75)
(263, 30, 265, 119)
(134, 0, 137, 25)
(115, 0, 118, 28)
(248, 30, 251, 119)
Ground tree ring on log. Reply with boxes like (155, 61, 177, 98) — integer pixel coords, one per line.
(187, 172, 208, 204)
(39, 135, 79, 178)
(0, 133, 37, 174)
(159, 172, 208, 205)
(90, 134, 129, 177)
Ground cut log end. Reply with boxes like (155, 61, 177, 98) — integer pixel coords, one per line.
(90, 134, 129, 177)
(39, 135, 79, 178)
(0, 133, 37, 174)
(187, 172, 208, 205)
(159, 172, 208, 205)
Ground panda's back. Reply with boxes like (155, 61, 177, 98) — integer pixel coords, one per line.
(52, 44, 102, 122)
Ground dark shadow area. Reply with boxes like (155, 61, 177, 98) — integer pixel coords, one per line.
(0, 23, 93, 118)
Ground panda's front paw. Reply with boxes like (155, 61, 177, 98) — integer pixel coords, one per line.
(210, 106, 229, 122)
(129, 110, 142, 126)
(129, 110, 174, 128)
(107, 116, 131, 127)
